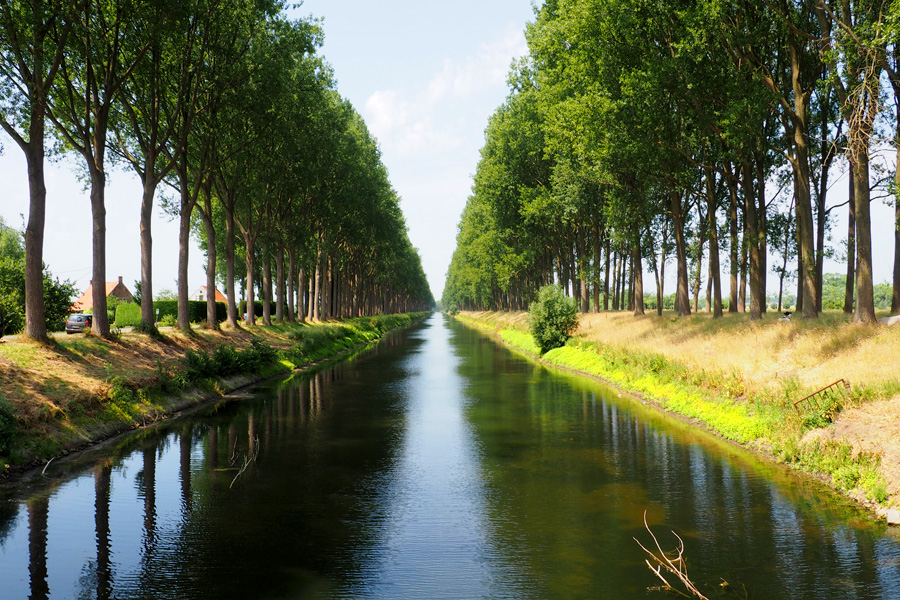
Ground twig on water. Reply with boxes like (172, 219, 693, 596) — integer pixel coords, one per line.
(229, 435, 260, 489)
(634, 510, 709, 600)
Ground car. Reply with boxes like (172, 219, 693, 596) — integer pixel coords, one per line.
(65, 313, 93, 334)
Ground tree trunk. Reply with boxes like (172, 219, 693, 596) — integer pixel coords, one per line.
(578, 227, 590, 313)
(89, 163, 110, 338)
(139, 170, 157, 330)
(262, 247, 272, 325)
(893, 121, 900, 314)
(287, 248, 296, 322)
(844, 163, 856, 314)
(225, 203, 239, 327)
(623, 251, 635, 310)
(603, 236, 611, 310)
(705, 169, 723, 318)
(743, 162, 762, 320)
(727, 164, 739, 313)
(312, 246, 322, 321)
(671, 190, 691, 316)
(203, 206, 218, 328)
(23, 142, 48, 342)
(852, 150, 876, 323)
(176, 168, 195, 331)
(633, 244, 644, 316)
(790, 118, 818, 318)
(612, 250, 620, 311)
(275, 245, 285, 323)
(592, 220, 601, 313)
(756, 155, 768, 314)
(244, 234, 256, 326)
(298, 267, 307, 323)
(692, 200, 707, 314)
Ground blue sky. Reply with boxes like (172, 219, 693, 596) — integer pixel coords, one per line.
(1, 0, 896, 303)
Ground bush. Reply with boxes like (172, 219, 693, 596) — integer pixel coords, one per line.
(528, 284, 578, 354)
(0, 398, 17, 455)
(114, 302, 142, 327)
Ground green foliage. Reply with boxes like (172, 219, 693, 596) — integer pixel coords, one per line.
(238, 300, 277, 320)
(161, 339, 280, 390)
(528, 285, 578, 354)
(821, 273, 893, 311)
(154, 300, 227, 324)
(0, 397, 18, 455)
(114, 302, 143, 327)
(0, 218, 77, 334)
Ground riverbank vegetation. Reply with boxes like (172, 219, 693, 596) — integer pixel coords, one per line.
(456, 310, 900, 513)
(1, 1, 433, 343)
(0, 313, 428, 475)
(442, 0, 899, 325)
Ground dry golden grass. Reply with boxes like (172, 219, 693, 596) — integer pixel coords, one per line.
(0, 324, 305, 465)
(467, 309, 900, 399)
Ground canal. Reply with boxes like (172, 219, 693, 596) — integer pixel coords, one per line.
(1, 313, 898, 599)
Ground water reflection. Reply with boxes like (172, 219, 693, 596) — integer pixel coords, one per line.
(0, 315, 897, 599)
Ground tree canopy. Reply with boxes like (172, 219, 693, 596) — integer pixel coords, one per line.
(443, 0, 900, 324)
(1, 0, 433, 340)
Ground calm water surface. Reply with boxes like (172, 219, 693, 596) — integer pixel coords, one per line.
(1, 314, 899, 599)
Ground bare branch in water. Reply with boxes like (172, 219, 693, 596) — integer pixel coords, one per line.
(633, 510, 709, 600)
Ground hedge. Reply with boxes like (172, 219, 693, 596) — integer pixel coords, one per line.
(153, 300, 227, 324)
(238, 300, 277, 319)
(114, 302, 142, 327)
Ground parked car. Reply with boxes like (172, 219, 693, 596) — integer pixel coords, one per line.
(65, 313, 93, 334)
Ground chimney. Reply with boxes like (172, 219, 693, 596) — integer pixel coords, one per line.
(118, 276, 123, 285)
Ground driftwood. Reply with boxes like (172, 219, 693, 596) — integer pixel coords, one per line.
(634, 511, 710, 599)
(634, 511, 747, 599)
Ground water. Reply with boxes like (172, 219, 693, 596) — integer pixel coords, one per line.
(0, 314, 898, 599)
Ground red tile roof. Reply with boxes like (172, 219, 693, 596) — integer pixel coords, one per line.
(71, 278, 134, 312)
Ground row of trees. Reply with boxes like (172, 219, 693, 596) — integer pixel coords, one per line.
(443, 0, 900, 323)
(1, 0, 433, 342)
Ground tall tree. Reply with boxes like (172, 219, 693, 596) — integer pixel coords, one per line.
(0, 0, 80, 342)
(48, 0, 149, 338)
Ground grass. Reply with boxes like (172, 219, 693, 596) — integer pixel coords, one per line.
(456, 309, 900, 509)
(0, 312, 430, 472)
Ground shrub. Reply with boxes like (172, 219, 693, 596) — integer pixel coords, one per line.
(528, 284, 578, 354)
(0, 398, 17, 455)
(115, 302, 142, 327)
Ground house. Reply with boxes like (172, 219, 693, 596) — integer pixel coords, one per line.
(189, 286, 226, 303)
(71, 276, 134, 313)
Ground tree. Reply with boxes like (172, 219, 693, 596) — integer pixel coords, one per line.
(47, 0, 150, 338)
(0, 0, 81, 342)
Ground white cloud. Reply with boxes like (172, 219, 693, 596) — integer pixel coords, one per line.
(363, 27, 527, 158)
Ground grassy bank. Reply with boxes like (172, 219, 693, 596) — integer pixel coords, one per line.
(456, 310, 900, 513)
(0, 312, 429, 475)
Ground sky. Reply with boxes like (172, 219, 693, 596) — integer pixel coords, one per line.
(1, 1, 897, 304)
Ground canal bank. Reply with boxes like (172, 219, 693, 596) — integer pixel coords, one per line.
(454, 310, 900, 523)
(0, 313, 430, 478)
